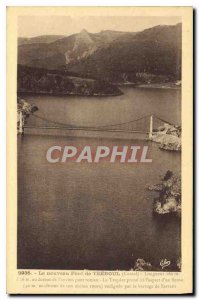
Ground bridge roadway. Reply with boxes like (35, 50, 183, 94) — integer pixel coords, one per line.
(24, 125, 150, 134)
(22, 126, 150, 140)
(19, 113, 172, 140)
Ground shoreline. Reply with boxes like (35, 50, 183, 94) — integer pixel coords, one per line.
(17, 83, 180, 98)
(118, 81, 181, 90)
(133, 83, 181, 90)
(17, 91, 123, 98)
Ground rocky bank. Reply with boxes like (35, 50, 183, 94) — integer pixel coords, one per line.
(148, 170, 181, 216)
(151, 123, 181, 151)
(17, 98, 38, 132)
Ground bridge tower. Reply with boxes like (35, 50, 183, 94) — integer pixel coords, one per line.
(149, 115, 153, 140)
(19, 110, 24, 135)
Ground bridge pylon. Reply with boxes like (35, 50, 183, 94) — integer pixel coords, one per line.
(19, 110, 24, 135)
(149, 115, 153, 140)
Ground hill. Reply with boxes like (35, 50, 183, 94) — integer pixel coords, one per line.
(66, 24, 181, 83)
(18, 24, 181, 84)
(17, 65, 122, 96)
(18, 29, 133, 69)
(18, 35, 66, 46)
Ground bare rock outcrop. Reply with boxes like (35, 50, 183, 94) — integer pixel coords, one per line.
(148, 170, 181, 216)
(152, 123, 181, 151)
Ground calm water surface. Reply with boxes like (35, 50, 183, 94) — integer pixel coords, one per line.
(18, 87, 181, 270)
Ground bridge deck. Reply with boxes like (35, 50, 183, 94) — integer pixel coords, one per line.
(22, 127, 150, 140)
(24, 125, 149, 134)
(19, 113, 173, 140)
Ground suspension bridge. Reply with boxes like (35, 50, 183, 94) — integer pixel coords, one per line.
(18, 112, 173, 140)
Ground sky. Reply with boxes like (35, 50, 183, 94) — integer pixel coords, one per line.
(18, 16, 181, 38)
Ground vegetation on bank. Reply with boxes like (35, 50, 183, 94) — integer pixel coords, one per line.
(134, 171, 181, 272)
(17, 98, 38, 131)
(148, 170, 181, 216)
(17, 65, 123, 96)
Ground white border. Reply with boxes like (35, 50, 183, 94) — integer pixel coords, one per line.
(1, 0, 198, 299)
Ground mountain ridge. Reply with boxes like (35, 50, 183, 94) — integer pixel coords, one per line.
(18, 35, 66, 46)
(18, 23, 181, 84)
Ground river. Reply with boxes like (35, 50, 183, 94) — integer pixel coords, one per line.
(17, 87, 181, 270)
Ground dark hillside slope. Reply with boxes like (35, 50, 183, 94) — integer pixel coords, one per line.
(67, 24, 181, 82)
(18, 24, 181, 83)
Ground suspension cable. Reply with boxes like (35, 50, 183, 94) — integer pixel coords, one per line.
(30, 113, 153, 129)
